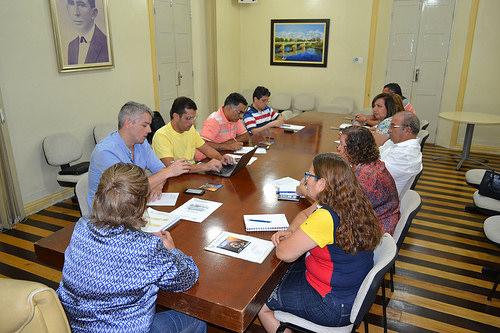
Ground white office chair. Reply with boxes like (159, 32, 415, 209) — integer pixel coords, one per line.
(465, 169, 486, 189)
(75, 174, 90, 216)
(293, 93, 315, 113)
(417, 130, 429, 151)
(42, 132, 89, 188)
(93, 123, 116, 144)
(319, 97, 356, 114)
(270, 93, 292, 113)
(281, 110, 295, 120)
(390, 190, 422, 291)
(483, 215, 500, 300)
(241, 89, 253, 105)
(420, 119, 429, 130)
(275, 234, 397, 333)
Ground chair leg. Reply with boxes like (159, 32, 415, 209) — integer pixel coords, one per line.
(364, 316, 369, 333)
(382, 282, 388, 333)
(487, 272, 500, 301)
(390, 264, 395, 292)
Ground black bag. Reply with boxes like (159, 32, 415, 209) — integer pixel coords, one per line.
(478, 170, 500, 200)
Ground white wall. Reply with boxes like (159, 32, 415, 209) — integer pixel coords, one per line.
(0, 0, 155, 204)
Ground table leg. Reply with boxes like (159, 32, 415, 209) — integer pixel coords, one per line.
(455, 124, 474, 170)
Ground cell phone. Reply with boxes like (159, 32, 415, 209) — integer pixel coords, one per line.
(183, 188, 205, 195)
(277, 194, 300, 202)
(284, 128, 295, 133)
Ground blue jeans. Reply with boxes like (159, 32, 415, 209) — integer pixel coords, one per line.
(266, 259, 352, 327)
(149, 310, 206, 333)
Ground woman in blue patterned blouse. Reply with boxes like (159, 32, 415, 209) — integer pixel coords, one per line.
(57, 163, 206, 333)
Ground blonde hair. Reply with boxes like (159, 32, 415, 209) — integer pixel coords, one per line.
(89, 163, 149, 231)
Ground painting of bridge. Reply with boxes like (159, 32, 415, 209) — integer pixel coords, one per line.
(270, 19, 330, 67)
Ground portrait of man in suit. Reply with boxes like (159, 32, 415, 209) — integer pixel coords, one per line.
(66, 0, 109, 65)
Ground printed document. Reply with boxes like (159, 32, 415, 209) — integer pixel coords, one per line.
(171, 198, 222, 223)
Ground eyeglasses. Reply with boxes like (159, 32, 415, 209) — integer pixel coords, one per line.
(183, 116, 197, 122)
(389, 123, 404, 129)
(232, 107, 246, 115)
(304, 172, 320, 182)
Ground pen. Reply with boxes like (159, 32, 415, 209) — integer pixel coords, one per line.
(265, 136, 274, 140)
(249, 219, 272, 223)
(232, 136, 238, 142)
(276, 191, 296, 194)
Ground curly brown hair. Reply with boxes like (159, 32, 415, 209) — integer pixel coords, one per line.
(313, 153, 382, 254)
(89, 163, 149, 231)
(342, 126, 380, 165)
(372, 92, 399, 118)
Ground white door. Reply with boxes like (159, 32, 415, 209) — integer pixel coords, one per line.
(386, 0, 456, 143)
(154, 0, 194, 121)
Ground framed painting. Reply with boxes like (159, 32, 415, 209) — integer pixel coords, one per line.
(49, 0, 113, 72)
(270, 19, 330, 68)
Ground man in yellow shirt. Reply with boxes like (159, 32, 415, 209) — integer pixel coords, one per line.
(152, 97, 233, 173)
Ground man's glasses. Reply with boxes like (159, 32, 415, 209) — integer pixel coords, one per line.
(183, 116, 197, 121)
(389, 123, 404, 129)
(304, 172, 320, 182)
(232, 107, 246, 115)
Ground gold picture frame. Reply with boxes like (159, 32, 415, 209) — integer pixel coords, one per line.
(49, 0, 113, 72)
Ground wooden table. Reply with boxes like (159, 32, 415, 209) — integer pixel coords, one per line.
(435, 112, 500, 170)
(35, 112, 345, 332)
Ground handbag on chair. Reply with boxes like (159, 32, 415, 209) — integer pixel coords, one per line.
(478, 170, 500, 200)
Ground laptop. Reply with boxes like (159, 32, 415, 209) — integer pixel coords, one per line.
(206, 147, 257, 177)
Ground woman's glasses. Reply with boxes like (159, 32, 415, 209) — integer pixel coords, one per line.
(304, 172, 320, 182)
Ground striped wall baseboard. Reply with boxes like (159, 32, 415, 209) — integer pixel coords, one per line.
(1, 144, 499, 332)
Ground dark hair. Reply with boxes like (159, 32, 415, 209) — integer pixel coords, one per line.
(252, 86, 271, 100)
(118, 101, 153, 129)
(398, 111, 420, 135)
(89, 163, 149, 231)
(383, 83, 407, 100)
(69, 0, 96, 8)
(313, 153, 382, 254)
(170, 97, 197, 120)
(341, 126, 380, 165)
(372, 93, 399, 119)
(224, 93, 248, 108)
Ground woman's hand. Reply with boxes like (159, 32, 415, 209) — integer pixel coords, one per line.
(271, 230, 292, 246)
(153, 230, 176, 250)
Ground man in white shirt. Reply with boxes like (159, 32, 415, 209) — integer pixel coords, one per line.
(380, 111, 423, 197)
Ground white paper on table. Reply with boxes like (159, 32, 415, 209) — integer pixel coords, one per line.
(234, 147, 267, 154)
(147, 193, 179, 206)
(339, 123, 352, 129)
(270, 177, 301, 192)
(280, 124, 305, 131)
(205, 231, 275, 264)
(226, 154, 257, 165)
(170, 198, 222, 223)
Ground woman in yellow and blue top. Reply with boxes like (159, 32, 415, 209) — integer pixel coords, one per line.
(258, 153, 383, 332)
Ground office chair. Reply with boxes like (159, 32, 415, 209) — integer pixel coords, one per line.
(42, 132, 89, 188)
(318, 97, 356, 114)
(270, 93, 292, 113)
(0, 278, 71, 333)
(93, 123, 116, 144)
(275, 234, 397, 333)
(420, 119, 429, 130)
(389, 190, 422, 291)
(75, 174, 90, 216)
(147, 111, 166, 144)
(417, 130, 429, 152)
(293, 93, 315, 113)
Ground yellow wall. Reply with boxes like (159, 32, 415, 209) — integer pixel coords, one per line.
(0, 0, 155, 204)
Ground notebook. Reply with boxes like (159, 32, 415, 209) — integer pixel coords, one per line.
(243, 214, 289, 232)
(206, 147, 257, 177)
(141, 207, 180, 233)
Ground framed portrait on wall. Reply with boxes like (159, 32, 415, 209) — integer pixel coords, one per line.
(49, 0, 114, 72)
(270, 19, 330, 68)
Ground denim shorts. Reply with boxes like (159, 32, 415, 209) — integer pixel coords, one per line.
(266, 259, 353, 327)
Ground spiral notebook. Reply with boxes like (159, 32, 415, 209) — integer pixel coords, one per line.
(243, 214, 289, 232)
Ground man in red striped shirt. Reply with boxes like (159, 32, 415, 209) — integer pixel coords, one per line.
(243, 86, 284, 135)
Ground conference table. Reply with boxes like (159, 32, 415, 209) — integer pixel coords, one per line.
(435, 111, 500, 170)
(34, 112, 345, 332)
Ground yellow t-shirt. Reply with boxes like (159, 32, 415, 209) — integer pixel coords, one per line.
(152, 122, 205, 162)
(300, 207, 334, 248)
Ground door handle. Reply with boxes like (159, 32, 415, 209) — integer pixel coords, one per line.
(414, 68, 420, 82)
(177, 72, 183, 86)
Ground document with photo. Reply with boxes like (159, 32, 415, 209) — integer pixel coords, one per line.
(171, 198, 222, 223)
(205, 231, 275, 264)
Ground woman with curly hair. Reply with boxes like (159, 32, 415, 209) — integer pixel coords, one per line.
(353, 92, 402, 146)
(258, 153, 383, 331)
(338, 126, 400, 235)
(57, 163, 206, 333)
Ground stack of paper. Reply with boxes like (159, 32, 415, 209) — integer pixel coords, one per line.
(280, 124, 305, 131)
(205, 231, 275, 264)
(141, 207, 180, 233)
(234, 147, 267, 154)
(271, 177, 301, 193)
(243, 214, 289, 232)
(171, 198, 222, 223)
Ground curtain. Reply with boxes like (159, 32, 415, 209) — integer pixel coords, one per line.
(0, 87, 25, 230)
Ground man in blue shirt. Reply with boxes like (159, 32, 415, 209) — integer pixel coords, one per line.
(87, 101, 190, 210)
(242, 86, 284, 135)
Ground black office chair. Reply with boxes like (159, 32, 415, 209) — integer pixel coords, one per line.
(147, 111, 166, 144)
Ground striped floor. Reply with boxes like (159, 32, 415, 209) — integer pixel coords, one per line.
(1, 144, 499, 332)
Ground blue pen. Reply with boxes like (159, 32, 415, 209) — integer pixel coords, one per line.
(249, 219, 272, 223)
(276, 191, 296, 194)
